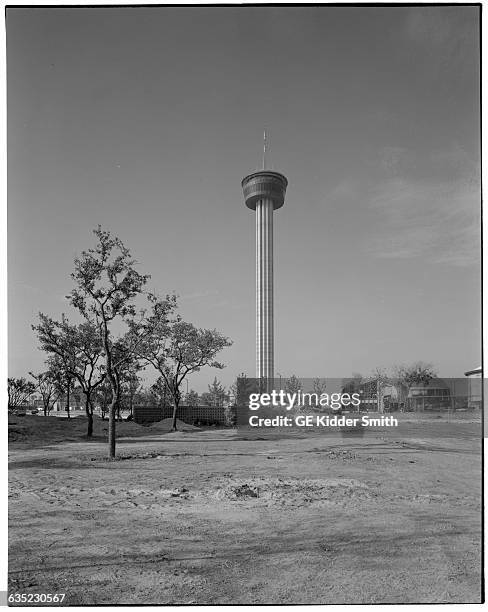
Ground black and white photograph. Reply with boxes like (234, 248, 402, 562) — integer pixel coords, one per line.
(5, 2, 483, 606)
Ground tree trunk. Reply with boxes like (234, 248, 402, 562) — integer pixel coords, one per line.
(102, 322, 117, 458)
(171, 402, 178, 431)
(108, 401, 116, 457)
(85, 397, 93, 437)
(66, 380, 71, 419)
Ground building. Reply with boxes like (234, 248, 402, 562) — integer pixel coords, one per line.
(354, 381, 398, 413)
(241, 142, 288, 388)
(406, 377, 451, 411)
(464, 366, 482, 410)
(350, 378, 458, 412)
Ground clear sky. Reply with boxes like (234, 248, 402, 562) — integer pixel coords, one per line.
(7, 5, 481, 391)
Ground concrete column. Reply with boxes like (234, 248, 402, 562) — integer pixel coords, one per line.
(256, 198, 274, 384)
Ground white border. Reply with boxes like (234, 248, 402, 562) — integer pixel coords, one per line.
(1, 2, 484, 612)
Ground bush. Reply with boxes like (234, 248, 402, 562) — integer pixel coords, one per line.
(194, 419, 221, 427)
(223, 405, 237, 427)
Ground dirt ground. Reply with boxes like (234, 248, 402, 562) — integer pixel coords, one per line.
(8, 414, 482, 604)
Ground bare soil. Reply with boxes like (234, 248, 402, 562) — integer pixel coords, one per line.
(8, 414, 482, 604)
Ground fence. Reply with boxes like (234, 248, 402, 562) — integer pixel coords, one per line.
(349, 395, 473, 413)
(404, 395, 471, 412)
(133, 404, 230, 425)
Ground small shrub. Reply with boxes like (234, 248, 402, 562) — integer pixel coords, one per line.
(223, 405, 237, 427)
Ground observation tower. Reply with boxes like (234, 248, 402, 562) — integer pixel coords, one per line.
(241, 133, 288, 387)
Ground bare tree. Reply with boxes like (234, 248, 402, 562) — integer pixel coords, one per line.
(7, 377, 36, 413)
(29, 370, 58, 417)
(283, 375, 303, 411)
(392, 362, 436, 411)
(367, 367, 391, 413)
(47, 355, 75, 419)
(312, 378, 327, 396)
(284, 375, 302, 395)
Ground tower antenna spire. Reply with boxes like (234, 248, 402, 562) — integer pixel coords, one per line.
(262, 129, 267, 170)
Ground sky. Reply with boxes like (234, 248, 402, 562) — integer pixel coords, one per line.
(7, 5, 481, 392)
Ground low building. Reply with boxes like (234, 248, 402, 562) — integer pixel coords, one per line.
(355, 381, 398, 412)
(464, 367, 482, 410)
(406, 378, 451, 411)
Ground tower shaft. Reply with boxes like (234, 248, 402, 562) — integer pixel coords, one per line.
(256, 199, 274, 382)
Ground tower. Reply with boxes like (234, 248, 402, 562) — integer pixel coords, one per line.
(242, 141, 288, 388)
